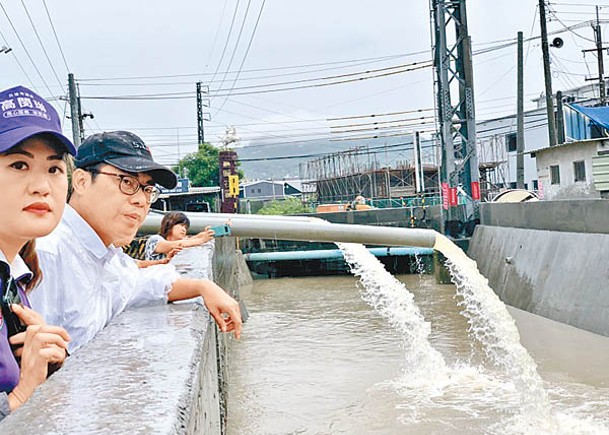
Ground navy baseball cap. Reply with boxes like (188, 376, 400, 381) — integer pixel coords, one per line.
(0, 85, 76, 155)
(75, 130, 177, 189)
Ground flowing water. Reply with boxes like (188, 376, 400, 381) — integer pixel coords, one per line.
(226, 243, 609, 434)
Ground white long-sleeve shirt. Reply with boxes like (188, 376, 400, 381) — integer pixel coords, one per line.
(30, 205, 179, 353)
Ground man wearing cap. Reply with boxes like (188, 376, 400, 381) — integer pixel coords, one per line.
(29, 131, 242, 353)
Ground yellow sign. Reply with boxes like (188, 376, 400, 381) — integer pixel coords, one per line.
(228, 174, 239, 197)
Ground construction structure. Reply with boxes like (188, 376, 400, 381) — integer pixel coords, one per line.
(431, 0, 481, 221)
(300, 147, 439, 204)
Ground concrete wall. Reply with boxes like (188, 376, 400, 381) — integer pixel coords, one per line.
(470, 200, 609, 336)
(478, 200, 609, 234)
(0, 237, 252, 434)
(469, 225, 609, 336)
(0, 304, 221, 433)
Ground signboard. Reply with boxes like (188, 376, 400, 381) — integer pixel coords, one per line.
(471, 181, 480, 201)
(442, 182, 449, 210)
(219, 151, 239, 213)
(449, 187, 458, 207)
(159, 178, 189, 194)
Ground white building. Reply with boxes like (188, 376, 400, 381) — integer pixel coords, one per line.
(531, 139, 609, 200)
(475, 81, 607, 195)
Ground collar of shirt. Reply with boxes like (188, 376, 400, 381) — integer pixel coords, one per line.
(63, 204, 114, 260)
(0, 250, 33, 284)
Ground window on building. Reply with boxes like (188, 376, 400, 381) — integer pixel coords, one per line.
(509, 182, 517, 189)
(505, 133, 517, 152)
(573, 160, 586, 182)
(257, 188, 261, 193)
(550, 165, 561, 185)
(532, 180, 539, 190)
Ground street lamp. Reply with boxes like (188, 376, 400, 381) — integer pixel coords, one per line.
(0, 46, 12, 54)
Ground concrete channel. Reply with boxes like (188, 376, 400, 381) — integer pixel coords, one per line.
(3, 200, 606, 433)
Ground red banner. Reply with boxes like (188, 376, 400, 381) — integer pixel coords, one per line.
(471, 181, 480, 200)
(449, 187, 458, 207)
(442, 182, 449, 210)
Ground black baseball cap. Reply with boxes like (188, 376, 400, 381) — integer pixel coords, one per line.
(75, 131, 177, 189)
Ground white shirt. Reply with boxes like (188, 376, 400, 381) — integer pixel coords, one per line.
(30, 205, 179, 353)
(0, 251, 33, 284)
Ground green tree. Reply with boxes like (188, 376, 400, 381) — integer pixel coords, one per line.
(257, 197, 308, 215)
(174, 142, 220, 187)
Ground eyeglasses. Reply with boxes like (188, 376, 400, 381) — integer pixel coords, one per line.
(0, 261, 26, 339)
(88, 169, 160, 204)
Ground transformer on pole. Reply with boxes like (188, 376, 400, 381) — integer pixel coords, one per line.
(431, 0, 480, 230)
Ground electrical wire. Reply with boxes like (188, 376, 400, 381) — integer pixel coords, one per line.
(213, 0, 253, 96)
(19, 0, 65, 90)
(214, 0, 266, 114)
(0, 26, 36, 89)
(0, 1, 55, 96)
(42, 0, 70, 72)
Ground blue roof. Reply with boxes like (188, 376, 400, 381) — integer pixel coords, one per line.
(568, 103, 609, 131)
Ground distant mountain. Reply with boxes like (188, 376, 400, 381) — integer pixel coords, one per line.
(236, 135, 428, 181)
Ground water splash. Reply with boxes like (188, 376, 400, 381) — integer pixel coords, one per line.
(337, 242, 448, 384)
(434, 234, 555, 431)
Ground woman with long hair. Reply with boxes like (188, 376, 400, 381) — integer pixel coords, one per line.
(0, 86, 74, 418)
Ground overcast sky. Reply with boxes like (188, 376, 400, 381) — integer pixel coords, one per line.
(1, 0, 607, 166)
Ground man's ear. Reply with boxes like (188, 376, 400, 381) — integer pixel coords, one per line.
(71, 168, 91, 195)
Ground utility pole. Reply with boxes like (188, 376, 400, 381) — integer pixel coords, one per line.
(196, 82, 205, 145)
(595, 6, 606, 105)
(556, 90, 565, 144)
(516, 31, 525, 189)
(539, 0, 557, 147)
(583, 6, 606, 106)
(67, 73, 81, 147)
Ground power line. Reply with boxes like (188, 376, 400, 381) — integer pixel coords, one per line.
(0, 26, 36, 89)
(214, 0, 266, 114)
(19, 0, 65, 90)
(203, 0, 229, 71)
(77, 53, 423, 82)
(213, 0, 254, 96)
(208, 0, 241, 86)
(0, 1, 55, 96)
(80, 62, 431, 100)
(42, 0, 70, 72)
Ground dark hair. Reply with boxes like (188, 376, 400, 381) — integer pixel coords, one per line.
(3, 134, 73, 292)
(159, 212, 190, 239)
(19, 240, 41, 293)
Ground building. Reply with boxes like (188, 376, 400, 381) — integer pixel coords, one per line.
(476, 81, 608, 196)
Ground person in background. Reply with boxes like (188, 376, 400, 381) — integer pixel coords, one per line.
(0, 85, 73, 419)
(144, 211, 216, 279)
(30, 131, 242, 353)
(144, 211, 214, 262)
(347, 195, 373, 211)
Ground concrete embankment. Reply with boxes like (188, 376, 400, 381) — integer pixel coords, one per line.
(468, 200, 609, 337)
(0, 237, 252, 434)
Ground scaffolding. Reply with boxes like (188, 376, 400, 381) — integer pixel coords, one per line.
(300, 147, 439, 204)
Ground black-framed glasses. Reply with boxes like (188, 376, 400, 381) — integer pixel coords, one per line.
(0, 261, 26, 340)
(88, 169, 160, 204)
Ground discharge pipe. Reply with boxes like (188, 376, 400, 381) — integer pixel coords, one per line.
(141, 212, 437, 249)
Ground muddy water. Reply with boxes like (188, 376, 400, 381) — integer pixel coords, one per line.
(226, 275, 609, 434)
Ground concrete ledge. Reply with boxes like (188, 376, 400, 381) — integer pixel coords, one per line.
(479, 200, 609, 234)
(469, 225, 609, 336)
(0, 303, 221, 434)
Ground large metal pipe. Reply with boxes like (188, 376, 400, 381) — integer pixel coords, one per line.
(141, 213, 437, 249)
(244, 247, 434, 262)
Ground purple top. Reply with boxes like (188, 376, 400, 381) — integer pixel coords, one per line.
(0, 255, 32, 394)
